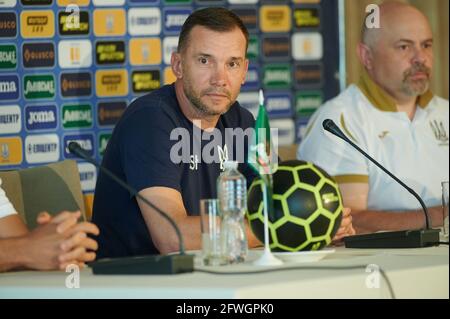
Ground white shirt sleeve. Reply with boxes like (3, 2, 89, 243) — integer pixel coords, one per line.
(297, 101, 369, 180)
(0, 178, 17, 219)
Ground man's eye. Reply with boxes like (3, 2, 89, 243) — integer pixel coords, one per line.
(423, 43, 433, 49)
(199, 57, 208, 64)
(399, 45, 409, 51)
(229, 61, 239, 68)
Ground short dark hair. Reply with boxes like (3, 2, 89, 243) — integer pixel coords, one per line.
(177, 7, 249, 53)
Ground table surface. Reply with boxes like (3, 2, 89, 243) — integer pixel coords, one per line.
(0, 246, 448, 299)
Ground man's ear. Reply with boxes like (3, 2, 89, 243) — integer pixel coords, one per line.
(357, 42, 374, 70)
(171, 52, 183, 79)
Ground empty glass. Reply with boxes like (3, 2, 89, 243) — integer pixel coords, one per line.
(200, 199, 227, 266)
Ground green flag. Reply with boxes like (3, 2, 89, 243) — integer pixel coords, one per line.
(248, 90, 278, 179)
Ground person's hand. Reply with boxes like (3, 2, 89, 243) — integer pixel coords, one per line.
(331, 207, 355, 246)
(58, 220, 99, 270)
(21, 217, 69, 270)
(25, 211, 99, 270)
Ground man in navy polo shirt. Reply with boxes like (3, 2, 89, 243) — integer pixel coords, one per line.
(92, 8, 354, 258)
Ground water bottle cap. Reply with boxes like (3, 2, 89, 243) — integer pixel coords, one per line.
(224, 161, 238, 170)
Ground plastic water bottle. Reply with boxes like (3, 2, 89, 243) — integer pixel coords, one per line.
(217, 161, 248, 264)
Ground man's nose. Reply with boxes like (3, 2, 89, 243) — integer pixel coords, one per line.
(210, 65, 228, 87)
(411, 47, 428, 65)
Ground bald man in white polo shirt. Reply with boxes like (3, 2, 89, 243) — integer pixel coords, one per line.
(0, 179, 99, 272)
(298, 2, 449, 234)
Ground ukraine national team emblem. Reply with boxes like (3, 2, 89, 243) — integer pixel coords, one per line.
(430, 120, 449, 145)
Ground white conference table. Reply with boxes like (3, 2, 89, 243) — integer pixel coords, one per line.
(0, 246, 448, 299)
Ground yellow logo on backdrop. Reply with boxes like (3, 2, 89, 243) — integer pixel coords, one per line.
(95, 69, 128, 97)
(0, 137, 22, 166)
(303, 39, 313, 55)
(20, 11, 55, 38)
(260, 6, 291, 33)
(84, 193, 94, 220)
(129, 38, 162, 66)
(164, 67, 176, 85)
(93, 9, 126, 37)
(57, 0, 90, 5)
(70, 46, 81, 65)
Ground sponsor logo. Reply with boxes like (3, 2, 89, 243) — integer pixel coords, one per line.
(60, 72, 92, 97)
(25, 134, 60, 164)
(93, 0, 124, 5)
(58, 11, 89, 36)
(295, 91, 322, 117)
(0, 137, 22, 166)
(78, 162, 97, 192)
(292, 32, 323, 60)
(130, 38, 162, 66)
(132, 70, 161, 93)
(98, 132, 111, 157)
(247, 36, 259, 61)
(263, 64, 291, 89)
(195, 0, 225, 4)
(266, 92, 292, 118)
(228, 0, 258, 3)
(242, 64, 260, 90)
(0, 105, 21, 134)
(270, 119, 295, 146)
(21, 0, 52, 4)
(260, 5, 291, 33)
(164, 8, 191, 33)
(93, 9, 126, 37)
(0, 12, 17, 38)
(63, 134, 94, 159)
(0, 0, 17, 8)
(163, 36, 178, 64)
(62, 104, 93, 129)
(57, 0, 90, 6)
(23, 42, 55, 68)
(0, 44, 17, 69)
(294, 8, 321, 29)
(128, 8, 161, 36)
(232, 8, 257, 32)
(25, 104, 58, 131)
(237, 91, 259, 119)
(0, 74, 19, 100)
(96, 41, 125, 65)
(58, 40, 92, 68)
(294, 63, 323, 89)
(262, 36, 290, 60)
(95, 69, 128, 97)
(164, 0, 192, 4)
(97, 101, 126, 127)
(20, 11, 55, 38)
(23, 74, 55, 99)
(163, 66, 176, 85)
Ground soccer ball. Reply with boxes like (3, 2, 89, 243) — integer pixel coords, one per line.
(247, 160, 343, 252)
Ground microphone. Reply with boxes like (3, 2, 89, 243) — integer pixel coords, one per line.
(68, 142, 194, 274)
(322, 119, 440, 248)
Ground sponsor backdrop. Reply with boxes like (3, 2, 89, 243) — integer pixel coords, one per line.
(0, 0, 340, 216)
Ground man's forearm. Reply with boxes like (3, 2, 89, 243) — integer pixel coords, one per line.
(352, 206, 444, 234)
(0, 237, 29, 272)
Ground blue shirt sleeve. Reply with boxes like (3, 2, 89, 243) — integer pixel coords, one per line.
(118, 100, 182, 194)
